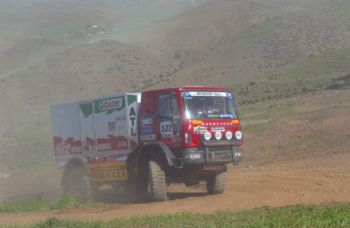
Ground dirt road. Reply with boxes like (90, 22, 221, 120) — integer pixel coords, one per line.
(1, 153, 349, 226)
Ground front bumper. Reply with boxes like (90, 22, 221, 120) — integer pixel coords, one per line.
(182, 146, 244, 165)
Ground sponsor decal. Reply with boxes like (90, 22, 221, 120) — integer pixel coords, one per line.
(97, 143, 112, 151)
(212, 126, 225, 132)
(56, 143, 81, 154)
(194, 125, 208, 134)
(80, 97, 125, 118)
(140, 134, 156, 141)
(82, 137, 95, 153)
(129, 107, 137, 136)
(187, 91, 229, 97)
(53, 137, 82, 155)
(92, 96, 125, 116)
(96, 135, 128, 152)
(98, 97, 123, 111)
(203, 121, 234, 126)
(141, 128, 154, 134)
(141, 116, 153, 134)
(141, 116, 153, 125)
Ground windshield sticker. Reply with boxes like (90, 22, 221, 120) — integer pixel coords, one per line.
(183, 92, 193, 99)
(220, 114, 234, 118)
(187, 91, 228, 97)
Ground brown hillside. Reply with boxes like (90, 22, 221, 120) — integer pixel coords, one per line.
(0, 39, 180, 170)
(0, 39, 65, 77)
(133, 0, 350, 87)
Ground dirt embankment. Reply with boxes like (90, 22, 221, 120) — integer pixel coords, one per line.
(0, 153, 349, 226)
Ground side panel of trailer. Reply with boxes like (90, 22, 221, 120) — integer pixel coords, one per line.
(52, 103, 83, 157)
(52, 93, 140, 182)
(52, 94, 140, 157)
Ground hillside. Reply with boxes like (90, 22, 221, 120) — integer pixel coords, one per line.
(0, 39, 65, 78)
(132, 0, 350, 89)
(0, 0, 207, 44)
(0, 39, 181, 171)
(0, 0, 350, 203)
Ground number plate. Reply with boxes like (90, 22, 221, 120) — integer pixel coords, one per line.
(90, 162, 128, 182)
(160, 121, 173, 136)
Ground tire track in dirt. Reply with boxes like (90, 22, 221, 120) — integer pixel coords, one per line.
(1, 153, 349, 226)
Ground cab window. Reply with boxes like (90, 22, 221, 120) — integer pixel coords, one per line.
(158, 93, 181, 135)
(158, 94, 179, 119)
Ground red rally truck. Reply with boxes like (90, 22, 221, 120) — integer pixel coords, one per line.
(51, 86, 244, 201)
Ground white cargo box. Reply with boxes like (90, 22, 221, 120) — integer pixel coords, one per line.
(51, 93, 140, 160)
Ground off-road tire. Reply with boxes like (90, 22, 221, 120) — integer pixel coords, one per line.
(62, 166, 93, 202)
(148, 160, 167, 201)
(206, 171, 228, 194)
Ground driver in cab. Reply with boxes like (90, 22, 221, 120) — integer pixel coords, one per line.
(195, 98, 219, 116)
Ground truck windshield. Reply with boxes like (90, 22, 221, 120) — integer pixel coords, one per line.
(183, 91, 238, 119)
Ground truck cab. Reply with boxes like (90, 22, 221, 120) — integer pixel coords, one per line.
(135, 87, 243, 199)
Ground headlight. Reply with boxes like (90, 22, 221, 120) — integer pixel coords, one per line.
(235, 130, 243, 140)
(204, 131, 212, 141)
(225, 131, 233, 140)
(214, 131, 222, 140)
(188, 153, 201, 160)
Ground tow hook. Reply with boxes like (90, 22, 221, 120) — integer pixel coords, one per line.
(174, 158, 184, 169)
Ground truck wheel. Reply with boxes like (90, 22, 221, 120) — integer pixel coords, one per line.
(147, 160, 167, 201)
(62, 166, 92, 202)
(206, 171, 228, 194)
